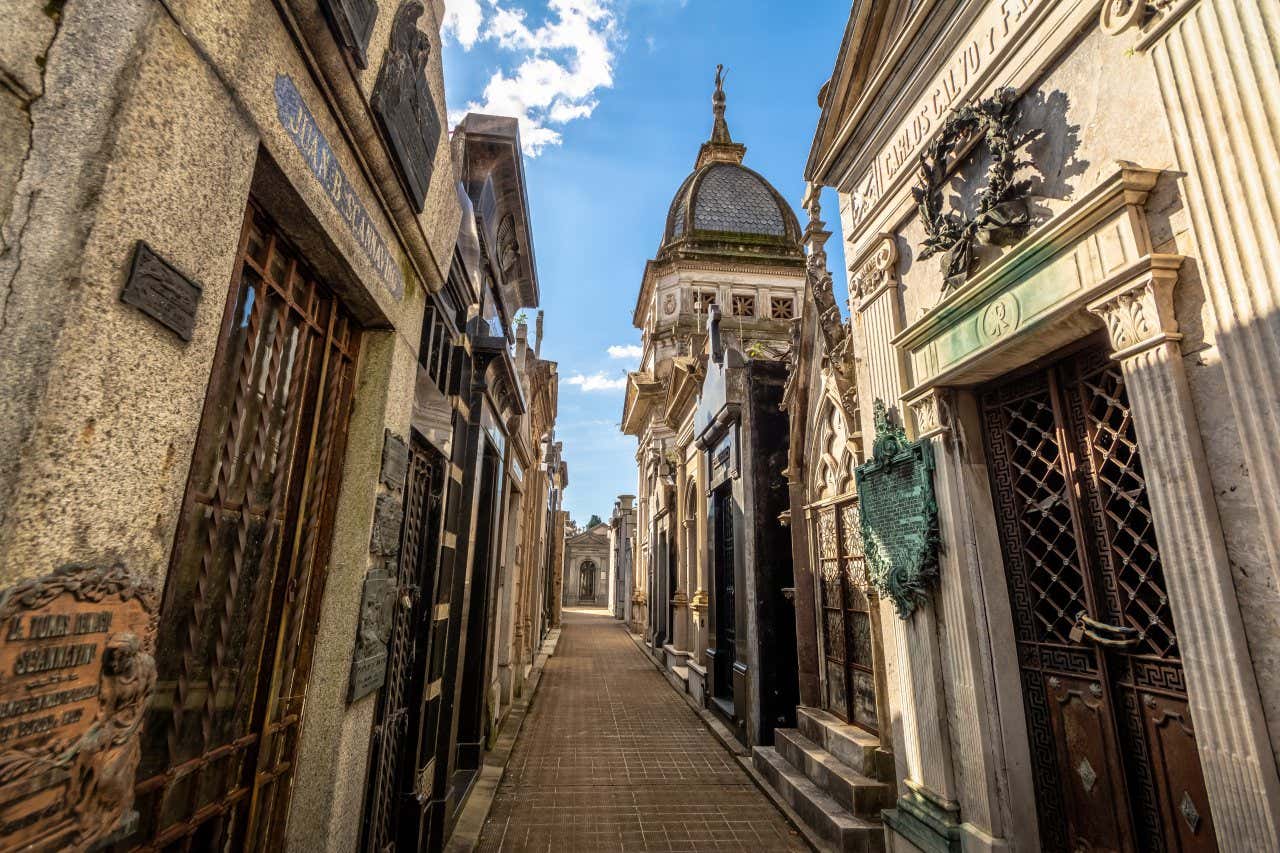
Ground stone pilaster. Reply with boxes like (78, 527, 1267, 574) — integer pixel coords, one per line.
(851, 238, 963, 848)
(1087, 261, 1280, 849)
(1138, 0, 1280, 598)
(852, 235, 908, 415)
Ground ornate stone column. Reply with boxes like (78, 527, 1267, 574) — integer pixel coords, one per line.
(1087, 259, 1280, 849)
(1124, 0, 1280, 600)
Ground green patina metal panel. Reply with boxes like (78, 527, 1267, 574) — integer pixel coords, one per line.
(855, 400, 940, 619)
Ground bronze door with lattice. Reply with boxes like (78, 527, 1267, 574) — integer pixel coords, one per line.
(133, 203, 360, 851)
(981, 346, 1214, 853)
(814, 500, 877, 733)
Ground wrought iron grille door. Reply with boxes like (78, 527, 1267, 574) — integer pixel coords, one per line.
(711, 487, 736, 702)
(981, 347, 1214, 853)
(363, 439, 443, 853)
(814, 499, 878, 733)
(134, 203, 360, 851)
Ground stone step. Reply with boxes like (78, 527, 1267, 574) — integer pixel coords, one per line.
(752, 747, 885, 853)
(774, 729, 894, 818)
(796, 706, 883, 780)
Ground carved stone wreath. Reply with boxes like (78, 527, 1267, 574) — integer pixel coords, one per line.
(913, 87, 1039, 294)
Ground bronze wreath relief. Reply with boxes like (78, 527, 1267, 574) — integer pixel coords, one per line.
(913, 87, 1039, 294)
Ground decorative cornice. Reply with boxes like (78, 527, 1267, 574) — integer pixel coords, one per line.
(1087, 257, 1184, 360)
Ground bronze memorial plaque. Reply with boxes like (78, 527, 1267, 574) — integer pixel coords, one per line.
(0, 564, 157, 852)
(854, 400, 940, 620)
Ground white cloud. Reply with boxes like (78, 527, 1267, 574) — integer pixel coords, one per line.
(442, 0, 620, 156)
(607, 344, 642, 359)
(443, 0, 484, 49)
(566, 371, 628, 392)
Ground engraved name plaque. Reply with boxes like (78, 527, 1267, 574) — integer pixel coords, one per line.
(0, 564, 157, 851)
(120, 241, 202, 342)
(854, 400, 940, 619)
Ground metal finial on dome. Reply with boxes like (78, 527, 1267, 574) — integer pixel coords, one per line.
(711, 64, 732, 144)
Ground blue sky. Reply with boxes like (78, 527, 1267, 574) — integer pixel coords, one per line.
(441, 0, 851, 524)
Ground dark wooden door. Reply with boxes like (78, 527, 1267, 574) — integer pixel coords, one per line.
(981, 346, 1215, 853)
(362, 438, 443, 853)
(578, 562, 596, 601)
(711, 487, 735, 702)
(134, 203, 360, 851)
(814, 499, 878, 733)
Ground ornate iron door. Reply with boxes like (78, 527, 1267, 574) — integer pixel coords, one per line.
(981, 347, 1214, 853)
(362, 440, 442, 852)
(711, 487, 735, 701)
(815, 500, 877, 732)
(134, 203, 360, 851)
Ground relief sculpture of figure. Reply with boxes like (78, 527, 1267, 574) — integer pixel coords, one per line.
(373, 0, 442, 211)
(72, 632, 157, 849)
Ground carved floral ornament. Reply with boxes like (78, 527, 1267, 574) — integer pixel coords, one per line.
(913, 87, 1039, 294)
(907, 387, 956, 441)
(1087, 259, 1184, 359)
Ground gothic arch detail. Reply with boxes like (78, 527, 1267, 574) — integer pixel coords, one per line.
(809, 398, 858, 503)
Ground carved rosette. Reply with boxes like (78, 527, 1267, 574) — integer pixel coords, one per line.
(1087, 257, 1183, 360)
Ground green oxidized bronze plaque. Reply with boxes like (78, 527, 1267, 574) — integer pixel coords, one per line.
(855, 400, 940, 619)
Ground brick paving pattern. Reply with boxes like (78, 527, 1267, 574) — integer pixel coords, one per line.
(477, 609, 808, 852)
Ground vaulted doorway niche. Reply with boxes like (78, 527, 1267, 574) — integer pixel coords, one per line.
(578, 561, 597, 602)
(135, 202, 360, 850)
(980, 345, 1215, 853)
(814, 500, 878, 733)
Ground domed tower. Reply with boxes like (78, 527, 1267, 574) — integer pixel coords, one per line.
(622, 67, 806, 437)
(621, 69, 807, 661)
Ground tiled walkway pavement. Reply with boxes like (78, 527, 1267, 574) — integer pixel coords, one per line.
(476, 609, 808, 852)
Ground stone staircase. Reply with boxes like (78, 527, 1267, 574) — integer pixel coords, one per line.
(752, 707, 894, 853)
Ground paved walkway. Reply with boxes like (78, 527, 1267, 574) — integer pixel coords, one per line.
(476, 609, 808, 852)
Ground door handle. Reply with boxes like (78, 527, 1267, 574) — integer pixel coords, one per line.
(1071, 612, 1141, 648)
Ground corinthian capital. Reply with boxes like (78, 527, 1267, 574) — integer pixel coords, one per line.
(1087, 256, 1184, 359)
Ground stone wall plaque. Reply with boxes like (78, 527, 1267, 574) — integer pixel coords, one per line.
(372, 1, 441, 214)
(348, 569, 396, 702)
(0, 564, 157, 850)
(120, 241, 202, 342)
(854, 400, 939, 619)
(319, 0, 378, 69)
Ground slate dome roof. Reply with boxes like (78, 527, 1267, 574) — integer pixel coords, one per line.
(662, 162, 800, 246)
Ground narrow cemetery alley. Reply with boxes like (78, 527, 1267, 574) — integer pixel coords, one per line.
(475, 610, 808, 852)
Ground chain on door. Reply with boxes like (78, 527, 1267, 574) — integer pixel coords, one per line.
(815, 499, 877, 733)
(981, 345, 1214, 853)
(132, 203, 360, 851)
